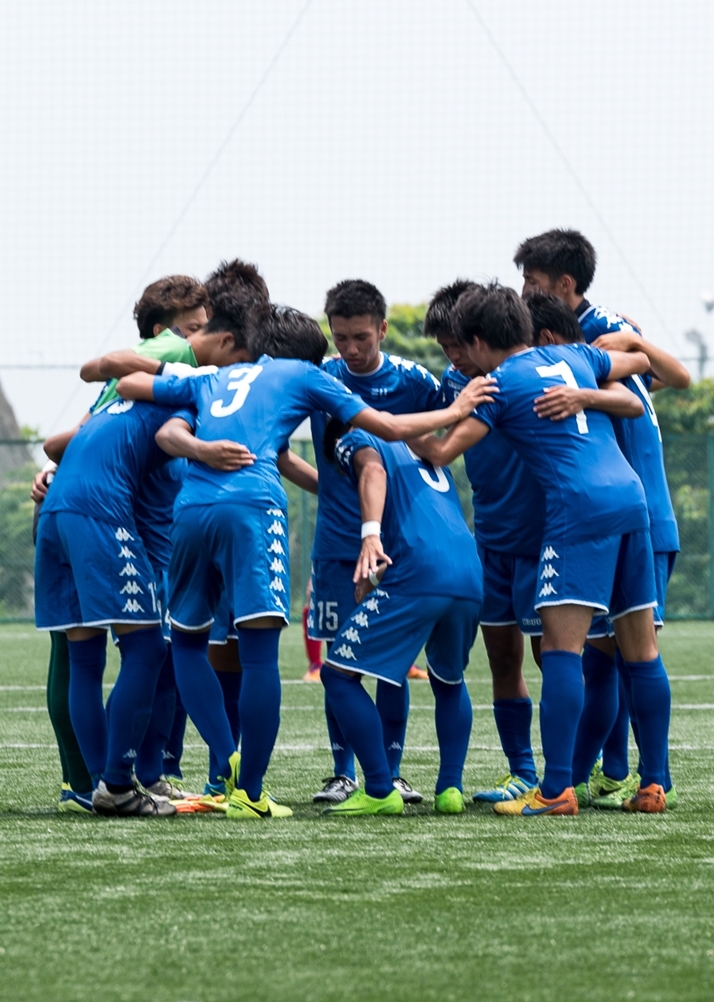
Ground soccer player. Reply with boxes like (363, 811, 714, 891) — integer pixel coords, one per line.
(116, 309, 487, 819)
(410, 284, 672, 815)
(309, 279, 443, 806)
(317, 419, 485, 816)
(515, 229, 687, 808)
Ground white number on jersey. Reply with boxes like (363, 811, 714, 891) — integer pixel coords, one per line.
(210, 366, 263, 418)
(405, 445, 450, 492)
(630, 373, 662, 442)
(317, 601, 339, 633)
(535, 360, 589, 434)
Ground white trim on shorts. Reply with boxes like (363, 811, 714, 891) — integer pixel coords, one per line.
(424, 657, 462, 686)
(233, 610, 289, 627)
(36, 618, 161, 631)
(325, 659, 401, 687)
(534, 598, 608, 613)
(608, 600, 658, 623)
(479, 619, 518, 628)
(168, 616, 215, 632)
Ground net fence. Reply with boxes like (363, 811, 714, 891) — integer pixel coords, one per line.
(2, 433, 712, 624)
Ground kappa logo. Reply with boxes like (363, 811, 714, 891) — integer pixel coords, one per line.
(351, 611, 369, 628)
(364, 596, 381, 613)
(273, 596, 286, 612)
(333, 644, 357, 661)
(117, 545, 136, 559)
(267, 520, 285, 536)
(119, 582, 144, 595)
(269, 558, 286, 574)
(269, 577, 286, 593)
(306, 611, 314, 629)
(123, 748, 138, 760)
(267, 539, 285, 555)
(115, 527, 135, 542)
(119, 563, 140, 577)
(540, 564, 559, 580)
(267, 508, 284, 517)
(342, 627, 361, 644)
(538, 583, 558, 598)
(122, 598, 145, 613)
(542, 546, 559, 561)
(107, 399, 134, 415)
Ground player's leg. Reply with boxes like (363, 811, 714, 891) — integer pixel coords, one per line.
(206, 637, 242, 792)
(134, 643, 182, 797)
(571, 632, 621, 805)
(376, 678, 421, 801)
(47, 630, 94, 812)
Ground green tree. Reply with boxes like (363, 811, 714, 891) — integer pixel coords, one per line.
(653, 379, 714, 434)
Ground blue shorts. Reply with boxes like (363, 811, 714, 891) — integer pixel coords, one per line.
(327, 587, 481, 686)
(478, 547, 542, 636)
(307, 558, 358, 641)
(208, 590, 238, 645)
(589, 547, 675, 638)
(168, 502, 290, 631)
(35, 511, 161, 630)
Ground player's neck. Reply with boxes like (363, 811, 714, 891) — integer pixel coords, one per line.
(492, 344, 531, 367)
(346, 351, 383, 377)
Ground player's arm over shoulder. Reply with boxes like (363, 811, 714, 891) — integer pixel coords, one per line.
(591, 329, 690, 391)
(407, 414, 490, 466)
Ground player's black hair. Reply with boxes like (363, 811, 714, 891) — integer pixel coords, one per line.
(526, 291, 584, 344)
(203, 287, 259, 351)
(324, 279, 387, 327)
(513, 229, 597, 294)
(204, 259, 270, 306)
(423, 280, 482, 339)
(453, 283, 534, 350)
(322, 417, 351, 466)
(252, 305, 328, 366)
(133, 276, 208, 339)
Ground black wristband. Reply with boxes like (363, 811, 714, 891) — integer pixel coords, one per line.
(156, 362, 166, 376)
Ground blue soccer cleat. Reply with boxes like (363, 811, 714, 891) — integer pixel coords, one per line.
(473, 773, 537, 803)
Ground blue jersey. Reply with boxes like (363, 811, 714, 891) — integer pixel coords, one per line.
(311, 353, 443, 561)
(578, 302, 679, 553)
(441, 365, 545, 556)
(152, 355, 368, 513)
(334, 430, 482, 600)
(474, 343, 649, 543)
(134, 458, 187, 572)
(42, 399, 181, 528)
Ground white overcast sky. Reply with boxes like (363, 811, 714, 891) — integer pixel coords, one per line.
(2, 0, 714, 435)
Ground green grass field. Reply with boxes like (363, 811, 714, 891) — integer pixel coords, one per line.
(1, 621, 713, 1002)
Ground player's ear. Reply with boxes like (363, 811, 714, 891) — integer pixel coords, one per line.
(538, 328, 556, 346)
(378, 319, 387, 342)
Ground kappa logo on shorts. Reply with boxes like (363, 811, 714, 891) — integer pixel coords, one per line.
(273, 596, 287, 612)
(541, 546, 559, 561)
(270, 577, 286, 593)
(333, 644, 357, 661)
(119, 581, 144, 595)
(267, 508, 284, 517)
(540, 563, 559, 580)
(364, 596, 381, 613)
(119, 563, 140, 577)
(269, 558, 286, 574)
(342, 627, 361, 644)
(122, 599, 145, 613)
(117, 545, 136, 559)
(115, 527, 135, 542)
(351, 611, 369, 628)
(538, 582, 558, 598)
(267, 520, 285, 536)
(267, 539, 285, 555)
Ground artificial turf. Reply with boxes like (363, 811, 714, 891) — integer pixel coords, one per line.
(0, 621, 712, 1002)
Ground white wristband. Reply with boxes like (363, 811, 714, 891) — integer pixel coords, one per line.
(368, 571, 380, 588)
(361, 521, 381, 539)
(42, 459, 58, 474)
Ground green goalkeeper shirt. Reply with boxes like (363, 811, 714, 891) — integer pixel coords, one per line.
(91, 329, 197, 412)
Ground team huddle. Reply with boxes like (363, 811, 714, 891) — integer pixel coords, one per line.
(31, 228, 688, 819)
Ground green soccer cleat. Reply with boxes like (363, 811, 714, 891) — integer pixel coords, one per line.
(226, 788, 293, 819)
(434, 788, 465, 814)
(574, 782, 590, 809)
(58, 783, 94, 815)
(322, 788, 404, 816)
(590, 773, 638, 810)
(217, 751, 241, 802)
(665, 785, 678, 809)
(588, 757, 604, 797)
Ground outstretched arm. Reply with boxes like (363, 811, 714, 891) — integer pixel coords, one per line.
(117, 372, 156, 401)
(277, 450, 318, 494)
(155, 418, 256, 471)
(81, 351, 162, 383)
(592, 331, 690, 389)
(407, 415, 490, 466)
(533, 380, 644, 422)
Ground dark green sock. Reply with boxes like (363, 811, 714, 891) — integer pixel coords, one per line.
(46, 632, 93, 792)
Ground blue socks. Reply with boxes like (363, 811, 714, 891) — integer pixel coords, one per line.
(208, 671, 242, 785)
(493, 698, 537, 785)
(67, 633, 108, 786)
(163, 692, 187, 779)
(539, 650, 585, 800)
(618, 654, 671, 789)
(571, 644, 619, 787)
(430, 675, 472, 794)
(135, 644, 177, 788)
(236, 628, 281, 802)
(601, 671, 631, 782)
(103, 626, 167, 788)
(321, 666, 393, 799)
(376, 679, 410, 778)
(324, 692, 356, 781)
(171, 629, 236, 783)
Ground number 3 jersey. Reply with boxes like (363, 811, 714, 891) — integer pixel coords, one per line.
(152, 354, 368, 513)
(334, 429, 482, 600)
(578, 303, 679, 554)
(473, 343, 649, 543)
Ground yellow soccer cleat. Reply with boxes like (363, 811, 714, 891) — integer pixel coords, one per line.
(226, 788, 293, 819)
(494, 785, 578, 816)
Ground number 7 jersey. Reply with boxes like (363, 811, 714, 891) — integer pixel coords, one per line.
(473, 343, 649, 544)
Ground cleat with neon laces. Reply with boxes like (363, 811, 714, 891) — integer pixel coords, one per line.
(473, 773, 537, 803)
(393, 776, 423, 804)
(590, 773, 638, 810)
(322, 787, 404, 816)
(407, 665, 429, 680)
(588, 757, 604, 797)
(494, 786, 578, 816)
(434, 788, 465, 814)
(226, 788, 293, 819)
(58, 783, 94, 815)
(574, 782, 590, 809)
(312, 775, 359, 803)
(622, 782, 666, 813)
(302, 663, 322, 682)
(145, 776, 198, 801)
(92, 780, 177, 817)
(665, 785, 678, 809)
(216, 751, 241, 802)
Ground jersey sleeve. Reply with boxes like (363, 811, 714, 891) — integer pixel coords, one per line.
(304, 367, 368, 423)
(334, 429, 378, 485)
(406, 365, 443, 411)
(471, 372, 504, 430)
(584, 345, 613, 383)
(152, 371, 207, 408)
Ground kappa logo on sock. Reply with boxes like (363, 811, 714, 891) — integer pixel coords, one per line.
(119, 562, 140, 577)
(123, 748, 138, 760)
(119, 581, 144, 595)
(122, 599, 144, 613)
(541, 545, 559, 561)
(388, 742, 402, 751)
(267, 539, 285, 555)
(117, 545, 136, 559)
(540, 563, 559, 580)
(538, 582, 558, 598)
(267, 520, 285, 536)
(342, 627, 361, 644)
(331, 742, 345, 751)
(333, 644, 357, 661)
(269, 558, 286, 574)
(351, 611, 369, 628)
(115, 527, 135, 542)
